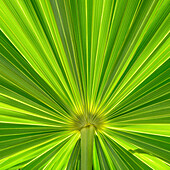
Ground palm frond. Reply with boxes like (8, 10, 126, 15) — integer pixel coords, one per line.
(0, 0, 169, 169)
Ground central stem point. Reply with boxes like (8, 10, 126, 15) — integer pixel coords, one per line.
(80, 125, 95, 170)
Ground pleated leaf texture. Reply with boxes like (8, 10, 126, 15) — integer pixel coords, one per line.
(0, 0, 169, 169)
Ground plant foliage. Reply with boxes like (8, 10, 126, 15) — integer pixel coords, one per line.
(0, 0, 169, 169)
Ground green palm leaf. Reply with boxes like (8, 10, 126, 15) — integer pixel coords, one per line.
(0, 0, 169, 169)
